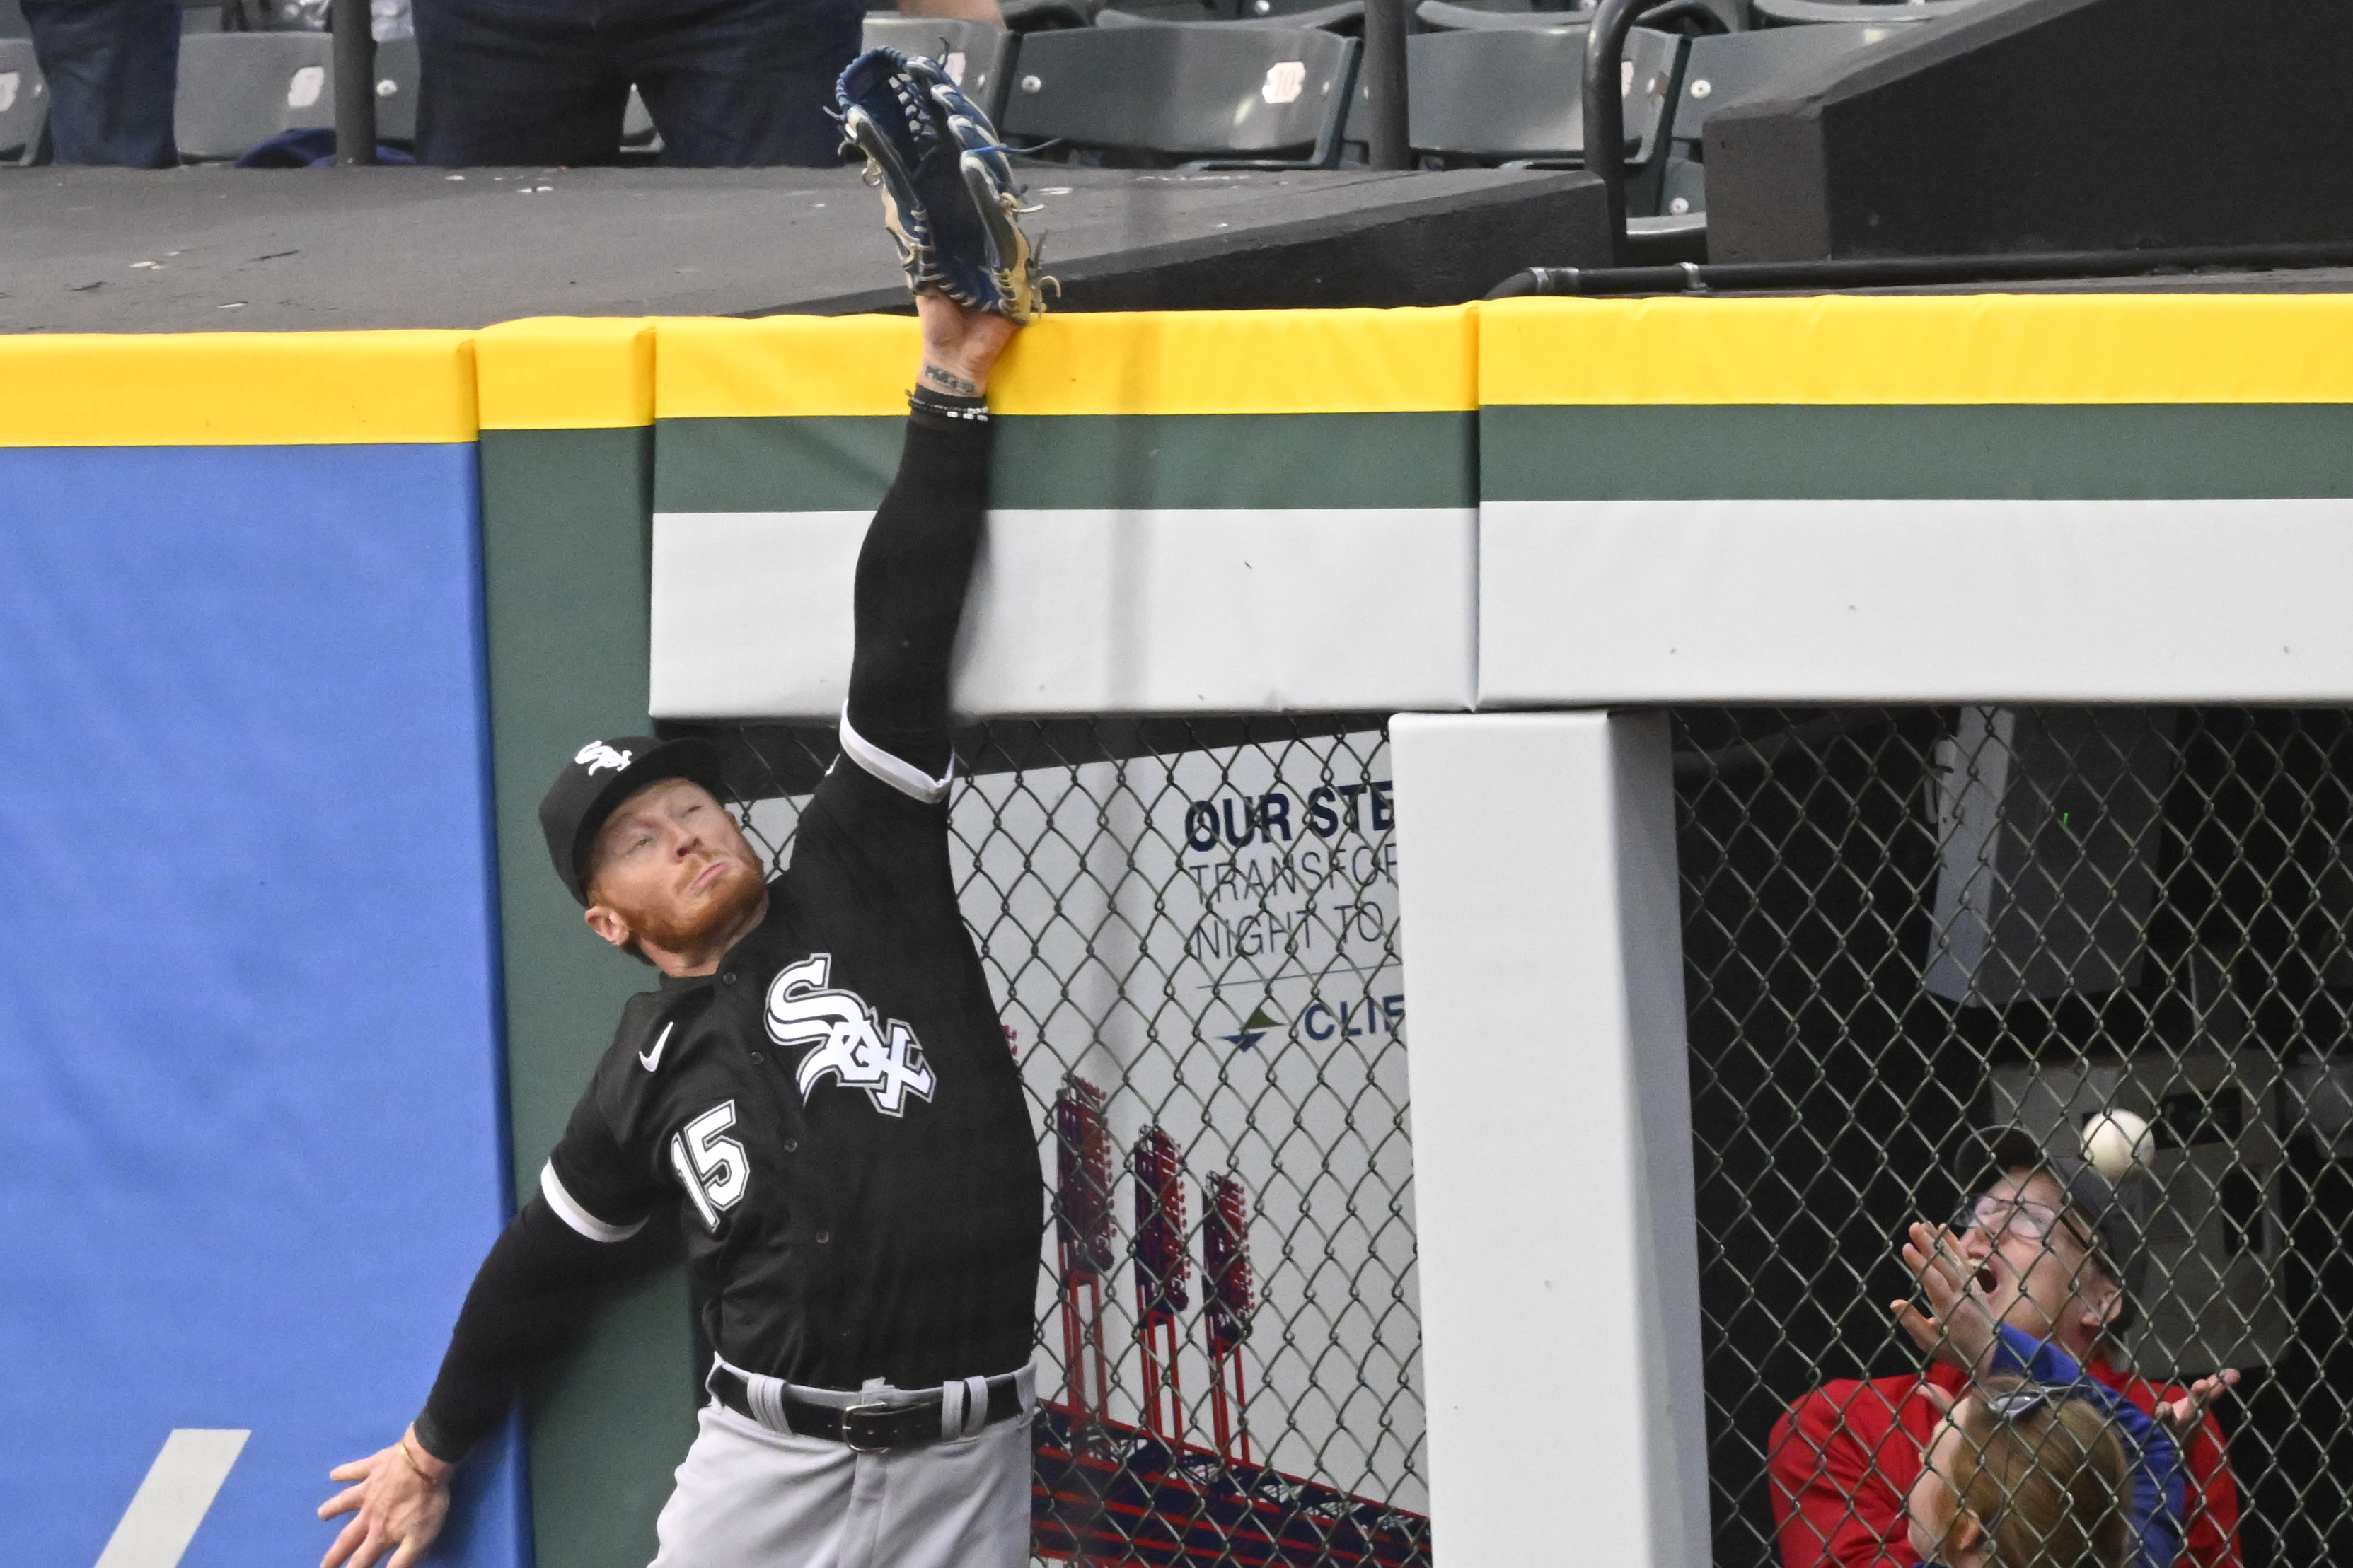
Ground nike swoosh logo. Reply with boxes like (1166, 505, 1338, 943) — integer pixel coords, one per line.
(640, 1022, 673, 1073)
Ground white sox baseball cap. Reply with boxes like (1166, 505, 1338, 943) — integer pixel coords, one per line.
(538, 734, 727, 906)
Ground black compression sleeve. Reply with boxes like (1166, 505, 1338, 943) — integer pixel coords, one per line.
(410, 1196, 660, 1463)
(843, 400, 993, 779)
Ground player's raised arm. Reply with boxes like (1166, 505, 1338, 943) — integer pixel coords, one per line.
(838, 292, 1021, 784)
(832, 44, 1042, 785)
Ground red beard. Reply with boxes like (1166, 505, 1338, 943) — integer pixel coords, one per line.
(621, 856, 765, 954)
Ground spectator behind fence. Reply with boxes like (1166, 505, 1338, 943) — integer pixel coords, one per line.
(1897, 1220, 2183, 1568)
(414, 0, 1002, 167)
(1907, 1376, 2132, 1568)
(1770, 1133, 2243, 1568)
(21, 0, 178, 165)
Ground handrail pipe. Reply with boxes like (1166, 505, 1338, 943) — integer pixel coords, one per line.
(1580, 0, 1677, 264)
(332, 0, 378, 166)
(1363, 0, 1412, 170)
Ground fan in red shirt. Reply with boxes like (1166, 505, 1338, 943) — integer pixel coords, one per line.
(1769, 1135, 2244, 1567)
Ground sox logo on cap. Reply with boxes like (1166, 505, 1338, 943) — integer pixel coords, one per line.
(574, 741, 635, 776)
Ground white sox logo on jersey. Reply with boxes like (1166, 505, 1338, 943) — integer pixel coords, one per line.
(764, 953, 936, 1117)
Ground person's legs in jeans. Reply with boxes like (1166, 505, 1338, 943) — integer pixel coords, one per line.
(627, 0, 857, 168)
(21, 0, 180, 166)
(413, 0, 630, 165)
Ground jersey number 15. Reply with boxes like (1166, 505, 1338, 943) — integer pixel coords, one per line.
(670, 1100, 747, 1232)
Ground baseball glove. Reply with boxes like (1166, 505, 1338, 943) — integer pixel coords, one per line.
(836, 46, 1049, 323)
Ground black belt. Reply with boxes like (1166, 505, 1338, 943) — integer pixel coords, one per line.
(710, 1365, 1025, 1453)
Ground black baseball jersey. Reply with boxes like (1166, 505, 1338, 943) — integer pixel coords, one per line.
(541, 733, 1042, 1390)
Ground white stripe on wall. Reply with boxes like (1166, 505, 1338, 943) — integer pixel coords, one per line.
(650, 507, 1478, 721)
(93, 1429, 249, 1568)
(1481, 497, 2353, 706)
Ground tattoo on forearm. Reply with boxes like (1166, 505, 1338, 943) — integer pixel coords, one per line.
(920, 364, 980, 396)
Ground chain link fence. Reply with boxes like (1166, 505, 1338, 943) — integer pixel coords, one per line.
(673, 715, 1428, 1568)
(664, 702, 2353, 1568)
(1678, 705, 2353, 1568)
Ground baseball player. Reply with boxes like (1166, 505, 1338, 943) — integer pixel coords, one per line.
(318, 50, 1050, 1568)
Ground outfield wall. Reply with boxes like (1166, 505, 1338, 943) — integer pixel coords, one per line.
(645, 310, 1479, 719)
(8, 296, 2353, 1568)
(1478, 296, 2353, 707)
(0, 336, 529, 1568)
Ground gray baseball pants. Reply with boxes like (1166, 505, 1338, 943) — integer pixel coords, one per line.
(648, 1364, 1036, 1568)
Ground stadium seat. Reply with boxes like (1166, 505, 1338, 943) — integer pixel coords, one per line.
(1402, 23, 1680, 165)
(1101, 0, 1364, 30)
(1099, 0, 1229, 20)
(1652, 20, 1902, 223)
(1669, 21, 1904, 149)
(371, 33, 419, 144)
(175, 32, 334, 162)
(0, 36, 44, 163)
(1657, 151, 1702, 214)
(248, 0, 330, 26)
(1000, 0, 1098, 30)
(1415, 0, 1592, 28)
(1001, 24, 1359, 168)
(1231, 0, 1367, 21)
(861, 16, 1019, 122)
(256, 0, 331, 25)
(1752, 0, 1977, 23)
(1609, 23, 1895, 251)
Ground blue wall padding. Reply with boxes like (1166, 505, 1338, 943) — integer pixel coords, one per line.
(0, 445, 527, 1568)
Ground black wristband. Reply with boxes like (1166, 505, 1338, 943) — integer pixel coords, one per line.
(909, 385, 990, 426)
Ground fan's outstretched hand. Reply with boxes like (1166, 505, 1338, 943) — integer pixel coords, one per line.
(1890, 1219, 2001, 1376)
(2156, 1368, 2241, 1441)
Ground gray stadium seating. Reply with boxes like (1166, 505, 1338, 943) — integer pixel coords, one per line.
(247, 0, 332, 27)
(372, 33, 420, 144)
(1099, 0, 1224, 20)
(174, 31, 335, 162)
(0, 36, 44, 163)
(1100, 0, 1364, 30)
(999, 0, 1097, 30)
(1401, 23, 1680, 165)
(1657, 153, 1703, 216)
(1416, 0, 1593, 28)
(1633, 19, 1902, 236)
(861, 15, 1020, 123)
(1752, 0, 1977, 23)
(1230, 0, 1366, 20)
(1001, 23, 1359, 167)
(1669, 21, 1905, 148)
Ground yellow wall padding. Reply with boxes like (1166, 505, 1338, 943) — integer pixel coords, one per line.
(1481, 294, 2353, 405)
(656, 307, 1481, 419)
(475, 318, 656, 431)
(0, 331, 478, 446)
(21, 293, 2353, 448)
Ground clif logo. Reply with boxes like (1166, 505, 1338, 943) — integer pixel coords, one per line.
(1221, 1004, 1280, 1050)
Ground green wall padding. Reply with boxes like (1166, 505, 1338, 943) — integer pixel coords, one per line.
(478, 425, 698, 1568)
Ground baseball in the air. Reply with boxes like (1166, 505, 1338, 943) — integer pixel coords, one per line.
(2081, 1108, 2156, 1181)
